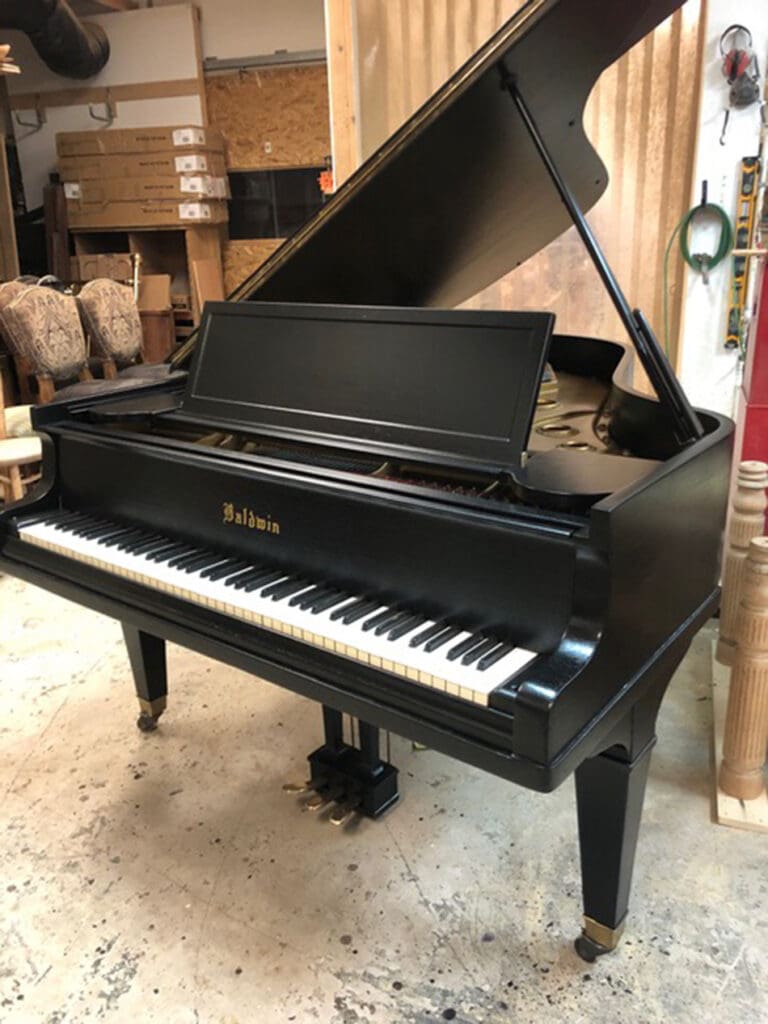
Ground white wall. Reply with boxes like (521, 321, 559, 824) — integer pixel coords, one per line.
(5, 5, 204, 207)
(152, 0, 326, 61)
(678, 1, 768, 417)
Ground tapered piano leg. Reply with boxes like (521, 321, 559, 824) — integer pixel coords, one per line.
(574, 740, 653, 961)
(573, 668, 673, 962)
(122, 624, 167, 732)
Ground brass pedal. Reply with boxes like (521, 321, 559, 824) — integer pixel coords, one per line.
(282, 780, 313, 795)
(303, 790, 333, 812)
(329, 802, 359, 827)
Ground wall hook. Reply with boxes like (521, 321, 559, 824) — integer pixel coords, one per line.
(89, 90, 116, 126)
(14, 96, 46, 134)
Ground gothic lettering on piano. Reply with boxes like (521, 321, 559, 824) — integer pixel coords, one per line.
(222, 502, 281, 535)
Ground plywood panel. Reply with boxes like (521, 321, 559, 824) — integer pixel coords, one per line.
(343, 0, 703, 370)
(223, 239, 283, 294)
(206, 65, 330, 170)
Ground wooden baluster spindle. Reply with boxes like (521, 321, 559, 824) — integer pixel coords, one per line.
(716, 460, 768, 666)
(719, 536, 768, 800)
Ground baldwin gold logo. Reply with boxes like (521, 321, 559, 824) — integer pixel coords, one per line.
(222, 502, 281, 535)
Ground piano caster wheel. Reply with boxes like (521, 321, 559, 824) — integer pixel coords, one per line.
(574, 933, 610, 963)
(574, 918, 624, 962)
(137, 712, 161, 733)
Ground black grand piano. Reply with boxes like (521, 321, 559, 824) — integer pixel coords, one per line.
(0, 0, 732, 962)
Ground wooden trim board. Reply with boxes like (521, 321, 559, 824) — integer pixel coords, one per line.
(711, 640, 768, 834)
(9, 79, 201, 111)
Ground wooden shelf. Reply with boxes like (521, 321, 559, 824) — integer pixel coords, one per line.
(69, 0, 138, 14)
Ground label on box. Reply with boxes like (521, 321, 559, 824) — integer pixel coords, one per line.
(175, 154, 209, 173)
(179, 202, 212, 221)
(64, 182, 81, 199)
(180, 174, 217, 196)
(173, 127, 206, 147)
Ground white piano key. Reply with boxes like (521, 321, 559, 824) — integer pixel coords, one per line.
(17, 515, 536, 705)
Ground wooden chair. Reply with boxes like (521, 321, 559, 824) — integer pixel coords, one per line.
(77, 278, 143, 379)
(0, 284, 92, 403)
(0, 382, 41, 503)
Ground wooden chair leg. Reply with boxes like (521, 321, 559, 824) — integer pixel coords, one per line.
(78, 365, 93, 382)
(36, 374, 56, 403)
(102, 358, 118, 380)
(716, 461, 768, 666)
(14, 356, 34, 405)
(8, 464, 24, 501)
(719, 536, 768, 800)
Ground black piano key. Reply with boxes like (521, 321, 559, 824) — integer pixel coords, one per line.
(423, 627, 461, 653)
(242, 569, 286, 592)
(461, 637, 498, 667)
(388, 615, 427, 642)
(446, 634, 485, 662)
(309, 590, 349, 614)
(77, 521, 117, 539)
(409, 621, 447, 648)
(362, 607, 399, 632)
(147, 542, 192, 563)
(177, 552, 219, 573)
(124, 535, 173, 555)
(301, 587, 341, 611)
(98, 527, 142, 547)
(111, 530, 150, 549)
(119, 533, 165, 553)
(332, 598, 379, 624)
(289, 585, 328, 608)
(374, 610, 413, 636)
(224, 566, 264, 588)
(168, 548, 208, 569)
(22, 509, 75, 528)
(51, 511, 90, 530)
(262, 576, 311, 600)
(202, 559, 250, 581)
(66, 517, 102, 536)
(477, 643, 515, 672)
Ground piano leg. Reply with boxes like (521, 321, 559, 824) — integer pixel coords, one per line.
(573, 676, 668, 962)
(122, 624, 167, 732)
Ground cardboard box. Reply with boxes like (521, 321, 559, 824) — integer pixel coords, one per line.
(66, 198, 229, 230)
(137, 274, 172, 311)
(71, 253, 134, 281)
(64, 175, 229, 203)
(59, 151, 228, 181)
(56, 125, 225, 158)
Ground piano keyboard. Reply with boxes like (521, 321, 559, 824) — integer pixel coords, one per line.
(14, 510, 537, 706)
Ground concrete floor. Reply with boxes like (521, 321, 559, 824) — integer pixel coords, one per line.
(1, 572, 767, 1024)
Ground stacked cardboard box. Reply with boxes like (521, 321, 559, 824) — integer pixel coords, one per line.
(57, 126, 229, 230)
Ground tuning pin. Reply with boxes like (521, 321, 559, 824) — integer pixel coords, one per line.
(282, 780, 313, 795)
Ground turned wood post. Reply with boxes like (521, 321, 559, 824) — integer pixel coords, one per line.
(719, 536, 768, 800)
(716, 461, 768, 666)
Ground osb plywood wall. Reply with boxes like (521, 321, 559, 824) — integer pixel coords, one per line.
(206, 65, 331, 170)
(346, 0, 704, 369)
(223, 239, 283, 294)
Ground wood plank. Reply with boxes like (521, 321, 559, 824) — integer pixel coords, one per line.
(9, 78, 201, 111)
(325, 0, 360, 188)
(70, 0, 137, 12)
(0, 134, 19, 280)
(712, 642, 768, 834)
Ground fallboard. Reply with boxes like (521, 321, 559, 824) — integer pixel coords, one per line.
(54, 430, 577, 652)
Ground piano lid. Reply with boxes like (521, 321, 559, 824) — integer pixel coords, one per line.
(173, 0, 681, 368)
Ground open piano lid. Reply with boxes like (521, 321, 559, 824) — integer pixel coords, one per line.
(172, 0, 682, 369)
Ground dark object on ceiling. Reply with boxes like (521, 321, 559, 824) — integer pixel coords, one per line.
(0, 0, 109, 79)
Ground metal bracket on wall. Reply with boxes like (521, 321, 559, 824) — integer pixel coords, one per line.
(88, 89, 116, 126)
(13, 95, 46, 135)
(203, 49, 326, 74)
